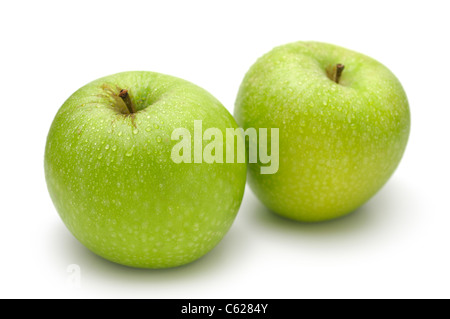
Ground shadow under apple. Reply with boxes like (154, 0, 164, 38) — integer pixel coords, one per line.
(49, 218, 249, 288)
(245, 178, 412, 245)
(48, 178, 413, 293)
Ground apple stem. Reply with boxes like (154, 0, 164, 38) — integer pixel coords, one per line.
(334, 64, 345, 84)
(119, 89, 136, 114)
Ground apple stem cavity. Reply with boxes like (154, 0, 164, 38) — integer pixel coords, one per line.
(119, 89, 137, 114)
(334, 64, 345, 84)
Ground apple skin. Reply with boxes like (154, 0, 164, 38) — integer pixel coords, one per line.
(235, 41, 410, 222)
(45, 71, 246, 268)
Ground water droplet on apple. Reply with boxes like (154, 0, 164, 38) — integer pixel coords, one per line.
(105, 144, 110, 150)
(126, 145, 135, 157)
(112, 145, 117, 152)
(154, 124, 159, 129)
(118, 132, 123, 137)
(133, 129, 139, 135)
(156, 137, 162, 143)
(145, 127, 151, 132)
(97, 154, 103, 160)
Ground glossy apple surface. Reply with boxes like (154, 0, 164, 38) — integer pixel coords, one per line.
(45, 71, 246, 268)
(235, 42, 410, 222)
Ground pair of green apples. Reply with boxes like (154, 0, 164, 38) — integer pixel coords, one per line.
(45, 41, 410, 269)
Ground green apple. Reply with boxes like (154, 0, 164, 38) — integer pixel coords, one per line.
(235, 41, 410, 222)
(45, 71, 246, 268)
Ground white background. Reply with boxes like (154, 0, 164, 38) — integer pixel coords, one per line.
(1, 0, 449, 299)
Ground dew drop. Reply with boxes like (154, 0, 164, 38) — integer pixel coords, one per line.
(112, 145, 117, 152)
(154, 124, 159, 129)
(347, 114, 352, 123)
(145, 127, 151, 132)
(97, 154, 103, 160)
(126, 145, 135, 157)
(133, 129, 139, 135)
(105, 144, 110, 150)
(118, 132, 123, 137)
(156, 136, 162, 143)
